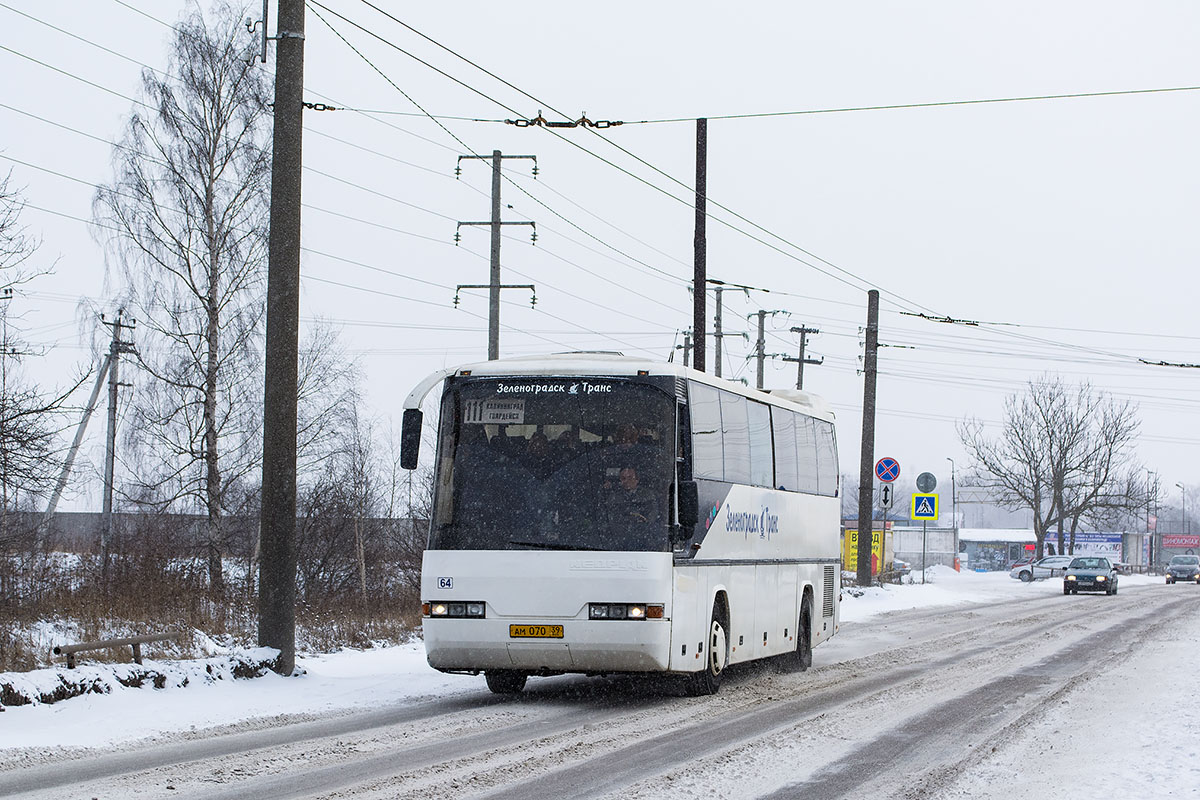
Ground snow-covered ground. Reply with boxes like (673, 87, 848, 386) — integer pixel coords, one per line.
(0, 568, 1171, 762)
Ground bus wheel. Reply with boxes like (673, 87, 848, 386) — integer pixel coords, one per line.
(797, 597, 814, 671)
(484, 670, 527, 694)
(783, 596, 813, 672)
(684, 611, 727, 696)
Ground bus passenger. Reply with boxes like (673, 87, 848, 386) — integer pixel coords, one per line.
(603, 424, 656, 488)
(607, 466, 659, 526)
(523, 431, 554, 479)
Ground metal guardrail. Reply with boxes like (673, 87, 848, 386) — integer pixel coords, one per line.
(52, 632, 185, 669)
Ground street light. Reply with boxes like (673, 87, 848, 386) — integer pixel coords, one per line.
(1147, 469, 1156, 570)
(946, 457, 958, 570)
(1177, 482, 1187, 536)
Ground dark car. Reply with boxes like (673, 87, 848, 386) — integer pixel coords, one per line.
(1063, 557, 1119, 595)
(1165, 554, 1200, 584)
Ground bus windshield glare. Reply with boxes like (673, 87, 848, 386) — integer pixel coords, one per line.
(429, 377, 675, 552)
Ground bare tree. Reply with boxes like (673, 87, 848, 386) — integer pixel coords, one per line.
(0, 170, 46, 289)
(1057, 394, 1141, 552)
(295, 402, 385, 612)
(959, 376, 1140, 557)
(93, 3, 270, 594)
(0, 172, 80, 537)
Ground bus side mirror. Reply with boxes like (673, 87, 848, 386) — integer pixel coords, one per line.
(400, 408, 422, 470)
(677, 481, 699, 528)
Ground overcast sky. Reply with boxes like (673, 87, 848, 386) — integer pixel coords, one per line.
(1, 1, 1197, 514)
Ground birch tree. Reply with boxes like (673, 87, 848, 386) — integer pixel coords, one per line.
(93, 3, 269, 593)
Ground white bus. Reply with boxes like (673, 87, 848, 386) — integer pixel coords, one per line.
(400, 352, 841, 695)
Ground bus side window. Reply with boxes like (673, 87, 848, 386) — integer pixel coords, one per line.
(795, 415, 820, 494)
(719, 390, 750, 484)
(815, 420, 839, 496)
(747, 400, 773, 488)
(689, 382, 723, 481)
(771, 408, 798, 491)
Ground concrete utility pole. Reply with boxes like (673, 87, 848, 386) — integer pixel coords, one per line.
(456, 151, 537, 360)
(947, 456, 958, 568)
(692, 118, 707, 373)
(856, 290, 880, 587)
(713, 285, 723, 378)
(43, 358, 111, 525)
(675, 331, 692, 367)
(259, 0, 306, 676)
(1177, 482, 1187, 537)
(750, 310, 788, 389)
(755, 310, 766, 388)
(99, 311, 135, 586)
(783, 325, 822, 390)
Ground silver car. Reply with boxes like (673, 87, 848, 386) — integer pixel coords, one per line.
(1010, 555, 1073, 582)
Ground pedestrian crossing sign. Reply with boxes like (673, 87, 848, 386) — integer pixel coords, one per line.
(911, 493, 939, 521)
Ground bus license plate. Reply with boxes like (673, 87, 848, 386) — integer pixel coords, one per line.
(509, 624, 564, 639)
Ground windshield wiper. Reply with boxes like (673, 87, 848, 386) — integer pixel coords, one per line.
(507, 539, 607, 552)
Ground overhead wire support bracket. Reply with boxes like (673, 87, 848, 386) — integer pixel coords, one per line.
(1139, 358, 1200, 369)
(456, 220, 537, 245)
(244, 0, 305, 64)
(457, 154, 537, 178)
(454, 283, 537, 309)
(901, 311, 982, 326)
(506, 111, 623, 129)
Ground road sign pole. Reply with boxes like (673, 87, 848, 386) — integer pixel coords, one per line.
(922, 520, 927, 585)
(877, 485, 883, 543)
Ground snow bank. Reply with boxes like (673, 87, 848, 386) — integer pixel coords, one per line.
(0, 648, 279, 709)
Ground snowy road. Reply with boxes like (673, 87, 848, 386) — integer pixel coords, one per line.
(3, 580, 1197, 799)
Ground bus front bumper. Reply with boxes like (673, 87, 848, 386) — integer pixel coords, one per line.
(424, 618, 673, 673)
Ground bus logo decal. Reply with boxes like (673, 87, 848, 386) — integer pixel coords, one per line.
(705, 501, 721, 530)
(724, 505, 779, 540)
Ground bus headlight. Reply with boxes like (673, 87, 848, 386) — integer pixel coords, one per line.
(425, 602, 485, 618)
(589, 603, 664, 619)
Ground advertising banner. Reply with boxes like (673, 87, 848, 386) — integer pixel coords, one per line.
(1162, 534, 1200, 549)
(1044, 532, 1122, 560)
(843, 529, 884, 575)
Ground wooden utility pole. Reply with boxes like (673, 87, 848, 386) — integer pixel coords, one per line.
(455, 151, 536, 360)
(856, 290, 880, 587)
(692, 118, 707, 373)
(259, 0, 306, 676)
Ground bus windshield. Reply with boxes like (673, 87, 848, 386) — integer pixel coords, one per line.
(430, 377, 675, 552)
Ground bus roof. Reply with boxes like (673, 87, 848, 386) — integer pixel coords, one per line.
(415, 352, 834, 421)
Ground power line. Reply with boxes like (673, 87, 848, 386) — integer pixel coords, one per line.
(624, 86, 1200, 125)
(306, 1, 692, 292)
(0, 43, 149, 109)
(82, 0, 718, 298)
(83, 2, 1200, 358)
(325, 1, 923, 310)
(0, 142, 682, 340)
